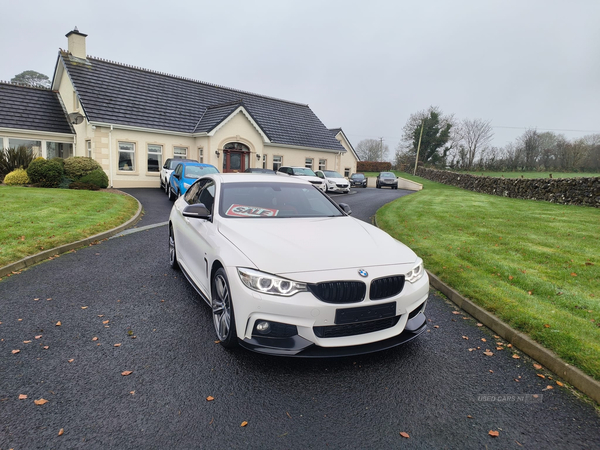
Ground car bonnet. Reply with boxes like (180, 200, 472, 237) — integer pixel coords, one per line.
(217, 216, 417, 274)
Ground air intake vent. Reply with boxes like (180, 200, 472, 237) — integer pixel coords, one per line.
(369, 275, 405, 300)
(308, 281, 366, 304)
(314, 316, 400, 338)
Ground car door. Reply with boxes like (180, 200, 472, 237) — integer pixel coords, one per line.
(176, 179, 217, 295)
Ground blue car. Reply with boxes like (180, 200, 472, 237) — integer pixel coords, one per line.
(168, 162, 219, 200)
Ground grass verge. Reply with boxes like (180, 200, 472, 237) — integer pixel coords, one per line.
(376, 173, 600, 381)
(0, 186, 139, 267)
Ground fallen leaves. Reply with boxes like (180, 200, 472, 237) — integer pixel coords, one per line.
(206, 396, 215, 401)
(12, 349, 20, 354)
(489, 430, 499, 437)
(114, 343, 121, 347)
(240, 421, 248, 427)
(399, 432, 410, 438)
(58, 428, 64, 436)
(483, 350, 494, 356)
(56, 321, 62, 326)
(68, 359, 74, 363)
(537, 374, 545, 379)
(34, 398, 49, 405)
(533, 363, 542, 370)
(19, 394, 27, 400)
(556, 381, 564, 387)
(512, 354, 520, 359)
(121, 370, 133, 376)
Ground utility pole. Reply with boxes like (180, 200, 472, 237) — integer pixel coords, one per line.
(380, 137, 384, 161)
(413, 120, 424, 176)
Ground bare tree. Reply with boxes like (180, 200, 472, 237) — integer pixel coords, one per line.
(518, 129, 541, 170)
(356, 139, 389, 162)
(454, 118, 494, 169)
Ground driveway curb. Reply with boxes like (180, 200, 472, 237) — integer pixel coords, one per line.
(0, 191, 143, 279)
(427, 271, 600, 404)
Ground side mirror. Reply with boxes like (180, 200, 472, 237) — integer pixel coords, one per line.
(339, 203, 352, 215)
(182, 204, 211, 220)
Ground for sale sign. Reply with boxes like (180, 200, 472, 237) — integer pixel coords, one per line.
(225, 204, 279, 217)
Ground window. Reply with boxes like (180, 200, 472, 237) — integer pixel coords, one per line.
(86, 140, 92, 158)
(198, 148, 204, 163)
(262, 154, 267, 169)
(174, 146, 187, 159)
(119, 142, 135, 171)
(344, 167, 351, 177)
(319, 159, 326, 170)
(46, 142, 73, 159)
(148, 144, 162, 173)
(9, 139, 41, 155)
(305, 158, 313, 169)
(272, 155, 282, 171)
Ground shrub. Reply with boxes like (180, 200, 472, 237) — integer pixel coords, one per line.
(0, 146, 37, 175)
(69, 181, 100, 191)
(3, 168, 30, 185)
(79, 169, 108, 188)
(26, 158, 64, 188)
(64, 157, 103, 181)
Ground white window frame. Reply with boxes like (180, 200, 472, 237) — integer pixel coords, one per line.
(118, 142, 136, 171)
(319, 159, 326, 170)
(272, 155, 282, 171)
(262, 154, 267, 169)
(147, 144, 162, 173)
(305, 158, 313, 169)
(174, 146, 188, 159)
(86, 140, 92, 158)
(198, 147, 204, 163)
(344, 167, 351, 177)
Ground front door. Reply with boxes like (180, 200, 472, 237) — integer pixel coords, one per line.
(222, 142, 251, 173)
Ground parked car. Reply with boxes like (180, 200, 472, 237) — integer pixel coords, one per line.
(160, 158, 196, 194)
(276, 166, 326, 192)
(168, 173, 429, 357)
(168, 162, 219, 200)
(244, 168, 276, 174)
(315, 170, 350, 193)
(376, 172, 398, 189)
(349, 173, 367, 188)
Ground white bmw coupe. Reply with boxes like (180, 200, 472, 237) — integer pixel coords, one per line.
(168, 173, 429, 357)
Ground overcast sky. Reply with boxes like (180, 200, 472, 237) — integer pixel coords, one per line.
(2, 0, 599, 154)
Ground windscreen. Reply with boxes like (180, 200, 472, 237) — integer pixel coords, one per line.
(219, 182, 344, 218)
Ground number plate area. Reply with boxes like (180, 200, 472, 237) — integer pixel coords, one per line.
(335, 302, 397, 325)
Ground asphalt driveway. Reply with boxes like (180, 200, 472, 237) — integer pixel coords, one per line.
(1, 187, 599, 449)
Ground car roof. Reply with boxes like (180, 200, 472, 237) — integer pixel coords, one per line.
(180, 162, 217, 168)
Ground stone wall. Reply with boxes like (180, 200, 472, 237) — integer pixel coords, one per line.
(412, 168, 600, 208)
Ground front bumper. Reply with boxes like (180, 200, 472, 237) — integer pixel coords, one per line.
(239, 311, 427, 357)
(226, 265, 429, 357)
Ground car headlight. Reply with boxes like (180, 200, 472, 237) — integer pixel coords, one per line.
(238, 268, 307, 297)
(406, 259, 425, 283)
(328, 180, 335, 185)
(183, 182, 191, 189)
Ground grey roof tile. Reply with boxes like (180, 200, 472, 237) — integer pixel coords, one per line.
(62, 54, 345, 152)
(0, 82, 73, 135)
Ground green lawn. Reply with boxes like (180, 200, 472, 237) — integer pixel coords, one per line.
(377, 173, 600, 381)
(0, 186, 139, 268)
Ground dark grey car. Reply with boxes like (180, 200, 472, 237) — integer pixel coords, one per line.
(376, 171, 398, 189)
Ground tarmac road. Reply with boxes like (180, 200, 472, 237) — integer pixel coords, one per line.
(1, 186, 599, 449)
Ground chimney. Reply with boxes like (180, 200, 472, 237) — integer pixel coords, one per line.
(65, 27, 88, 59)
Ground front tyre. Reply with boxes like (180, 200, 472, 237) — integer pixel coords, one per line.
(211, 268, 238, 348)
(169, 225, 179, 270)
(168, 185, 177, 201)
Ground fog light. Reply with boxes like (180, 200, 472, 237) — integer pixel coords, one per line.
(256, 321, 271, 334)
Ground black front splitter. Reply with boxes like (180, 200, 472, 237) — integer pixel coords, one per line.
(238, 313, 427, 358)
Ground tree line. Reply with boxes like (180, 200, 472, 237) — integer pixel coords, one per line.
(355, 106, 600, 172)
